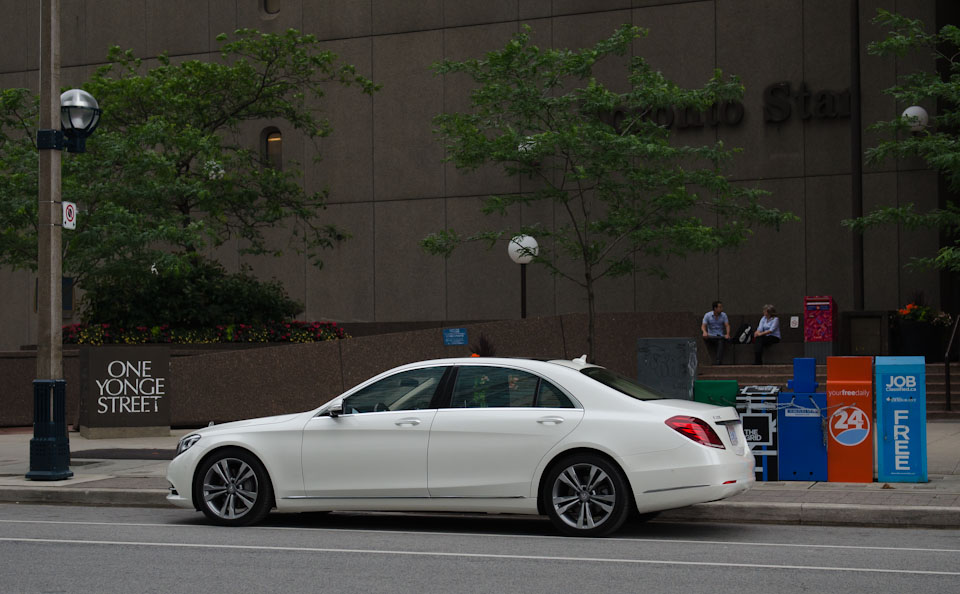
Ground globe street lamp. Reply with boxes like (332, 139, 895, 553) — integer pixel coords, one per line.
(28, 0, 100, 481)
(60, 89, 101, 152)
(508, 235, 538, 319)
(901, 105, 929, 133)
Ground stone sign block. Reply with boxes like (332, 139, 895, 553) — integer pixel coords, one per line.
(79, 346, 171, 438)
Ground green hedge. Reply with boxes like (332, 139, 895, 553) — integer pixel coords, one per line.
(62, 321, 349, 345)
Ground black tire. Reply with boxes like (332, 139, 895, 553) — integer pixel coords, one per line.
(194, 448, 273, 527)
(541, 454, 632, 537)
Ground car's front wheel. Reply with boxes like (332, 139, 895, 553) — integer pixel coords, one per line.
(541, 454, 631, 537)
(195, 448, 273, 526)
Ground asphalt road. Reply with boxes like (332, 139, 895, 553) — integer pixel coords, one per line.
(0, 504, 958, 593)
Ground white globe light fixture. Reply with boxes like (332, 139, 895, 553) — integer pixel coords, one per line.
(508, 234, 539, 264)
(508, 235, 538, 318)
(902, 105, 928, 133)
(59, 89, 101, 153)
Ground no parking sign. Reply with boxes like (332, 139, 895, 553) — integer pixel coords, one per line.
(62, 201, 77, 230)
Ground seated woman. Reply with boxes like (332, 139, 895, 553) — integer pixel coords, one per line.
(753, 304, 781, 365)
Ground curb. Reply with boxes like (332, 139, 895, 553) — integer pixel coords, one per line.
(0, 487, 169, 508)
(1, 487, 959, 529)
(658, 500, 960, 529)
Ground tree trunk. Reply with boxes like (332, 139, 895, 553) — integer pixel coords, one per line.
(586, 272, 596, 363)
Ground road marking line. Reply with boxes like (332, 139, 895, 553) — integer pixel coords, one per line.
(0, 519, 958, 554)
(0, 537, 958, 575)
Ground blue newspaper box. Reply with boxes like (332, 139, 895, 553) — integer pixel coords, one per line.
(875, 356, 927, 483)
(777, 392, 827, 481)
(777, 359, 827, 481)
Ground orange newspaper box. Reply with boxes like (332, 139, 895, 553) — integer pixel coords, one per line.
(826, 357, 874, 483)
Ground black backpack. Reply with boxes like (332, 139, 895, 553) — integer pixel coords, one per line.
(735, 323, 753, 344)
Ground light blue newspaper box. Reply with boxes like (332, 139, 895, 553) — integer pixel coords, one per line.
(875, 356, 927, 483)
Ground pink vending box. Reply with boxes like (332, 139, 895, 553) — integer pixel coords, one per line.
(804, 295, 836, 342)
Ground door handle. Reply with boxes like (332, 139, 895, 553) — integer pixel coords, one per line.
(395, 418, 421, 426)
(537, 416, 565, 425)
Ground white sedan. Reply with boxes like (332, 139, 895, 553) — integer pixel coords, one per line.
(166, 356, 753, 536)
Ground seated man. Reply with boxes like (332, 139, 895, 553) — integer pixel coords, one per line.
(701, 300, 731, 365)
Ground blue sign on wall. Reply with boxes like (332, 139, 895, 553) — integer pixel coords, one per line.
(442, 328, 469, 346)
(875, 356, 927, 483)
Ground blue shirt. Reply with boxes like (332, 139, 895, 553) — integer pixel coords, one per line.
(702, 311, 728, 336)
(757, 315, 781, 339)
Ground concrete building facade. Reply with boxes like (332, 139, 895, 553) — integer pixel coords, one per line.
(0, 0, 953, 351)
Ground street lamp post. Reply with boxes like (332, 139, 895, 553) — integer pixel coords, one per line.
(27, 0, 100, 481)
(508, 235, 539, 319)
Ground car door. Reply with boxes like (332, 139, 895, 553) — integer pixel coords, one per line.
(427, 365, 584, 498)
(301, 366, 447, 498)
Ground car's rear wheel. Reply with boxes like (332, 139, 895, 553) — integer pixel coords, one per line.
(542, 454, 631, 537)
(195, 448, 272, 526)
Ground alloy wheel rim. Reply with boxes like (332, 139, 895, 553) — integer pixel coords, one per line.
(551, 463, 617, 530)
(202, 458, 259, 519)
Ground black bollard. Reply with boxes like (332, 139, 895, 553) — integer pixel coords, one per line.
(26, 379, 73, 480)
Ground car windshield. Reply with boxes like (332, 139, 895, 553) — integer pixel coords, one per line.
(580, 367, 666, 401)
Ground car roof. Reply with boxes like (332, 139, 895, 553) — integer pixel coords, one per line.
(394, 356, 600, 371)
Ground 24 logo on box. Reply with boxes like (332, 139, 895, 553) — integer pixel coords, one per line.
(829, 405, 870, 446)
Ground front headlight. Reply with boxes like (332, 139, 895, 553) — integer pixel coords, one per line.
(176, 434, 201, 456)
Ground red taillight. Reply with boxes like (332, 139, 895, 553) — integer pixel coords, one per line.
(665, 416, 725, 449)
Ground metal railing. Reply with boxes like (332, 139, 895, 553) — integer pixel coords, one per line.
(945, 315, 960, 412)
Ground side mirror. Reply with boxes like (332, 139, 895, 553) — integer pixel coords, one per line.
(327, 404, 343, 418)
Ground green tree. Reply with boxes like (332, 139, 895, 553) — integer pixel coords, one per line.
(0, 28, 377, 317)
(844, 10, 960, 272)
(422, 25, 795, 360)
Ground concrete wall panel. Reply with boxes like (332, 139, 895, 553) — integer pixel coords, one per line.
(633, 1, 716, 89)
(84, 0, 146, 64)
(236, 0, 303, 33)
(898, 170, 940, 308)
(717, 0, 804, 181)
(804, 175, 855, 308)
(208, 0, 239, 49)
(0, 0, 38, 73)
(859, 0, 896, 175)
(553, 10, 632, 92)
(802, 0, 852, 177)
(304, 0, 372, 40)
(520, 200, 557, 318)
(719, 177, 806, 314)
(372, 31, 445, 201)
(374, 199, 446, 320)
(519, 0, 551, 21)
(0, 270, 36, 351)
(443, 196, 520, 321)
(554, 0, 630, 16)
(861, 171, 899, 309)
(444, 0, 519, 29)
(239, 221, 308, 315)
(145, 0, 210, 57)
(372, 0, 443, 36)
(304, 202, 375, 323)
(442, 22, 521, 200)
(308, 38, 374, 204)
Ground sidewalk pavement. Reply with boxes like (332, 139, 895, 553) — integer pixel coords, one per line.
(1, 422, 959, 529)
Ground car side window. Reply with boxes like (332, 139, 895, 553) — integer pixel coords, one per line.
(451, 366, 539, 408)
(343, 367, 446, 414)
(536, 380, 575, 408)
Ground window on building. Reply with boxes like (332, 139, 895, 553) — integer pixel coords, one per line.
(261, 128, 282, 170)
(262, 0, 280, 15)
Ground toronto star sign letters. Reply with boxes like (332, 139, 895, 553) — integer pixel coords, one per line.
(601, 81, 851, 132)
